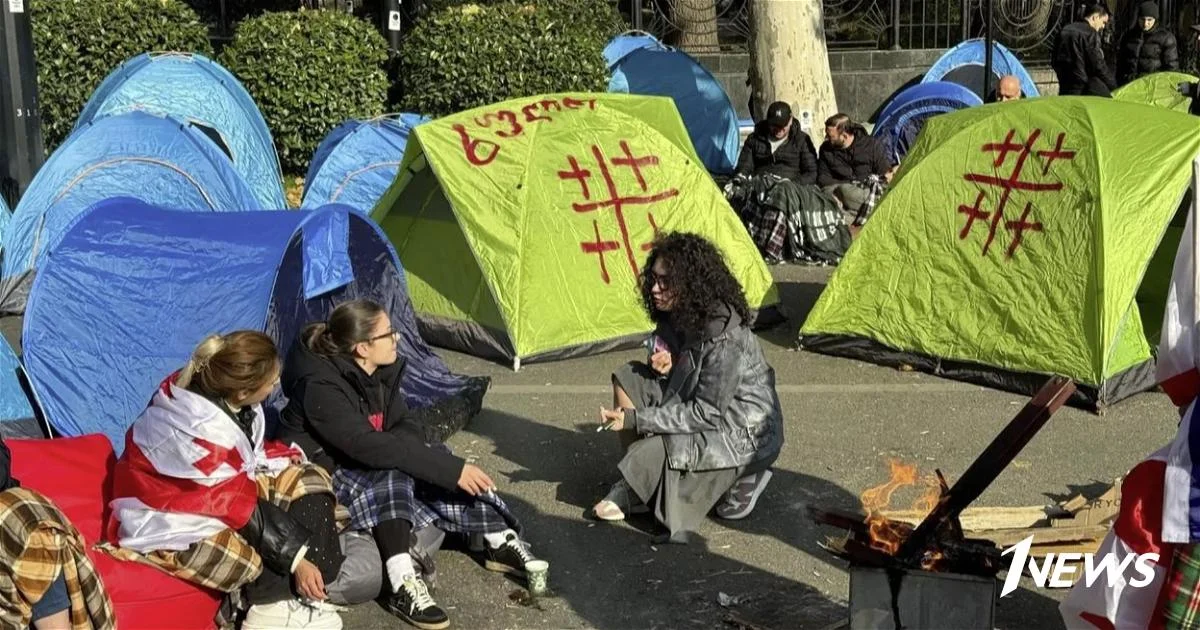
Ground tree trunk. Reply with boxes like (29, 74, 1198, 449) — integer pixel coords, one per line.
(749, 0, 838, 141)
(674, 0, 720, 52)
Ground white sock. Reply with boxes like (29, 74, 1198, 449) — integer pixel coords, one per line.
(483, 529, 517, 550)
(385, 553, 416, 593)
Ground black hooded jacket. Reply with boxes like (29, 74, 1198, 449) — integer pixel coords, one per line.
(733, 118, 818, 184)
(1118, 26, 1179, 84)
(277, 341, 464, 491)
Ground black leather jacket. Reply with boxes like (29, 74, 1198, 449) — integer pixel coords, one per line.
(238, 499, 311, 575)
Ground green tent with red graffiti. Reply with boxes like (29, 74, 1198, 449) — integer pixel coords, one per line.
(799, 96, 1200, 409)
(371, 92, 778, 368)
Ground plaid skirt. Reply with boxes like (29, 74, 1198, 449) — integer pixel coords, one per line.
(333, 451, 521, 536)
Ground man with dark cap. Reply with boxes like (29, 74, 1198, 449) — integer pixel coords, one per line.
(732, 101, 818, 185)
(1118, 1, 1179, 85)
(1052, 3, 1117, 96)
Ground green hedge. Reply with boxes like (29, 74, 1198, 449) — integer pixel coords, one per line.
(220, 10, 389, 175)
(31, 0, 213, 150)
(399, 0, 622, 118)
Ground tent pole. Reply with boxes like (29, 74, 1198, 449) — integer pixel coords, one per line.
(1192, 157, 1200, 364)
(0, 0, 44, 208)
(983, 0, 994, 101)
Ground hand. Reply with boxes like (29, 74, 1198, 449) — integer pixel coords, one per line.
(293, 559, 327, 601)
(649, 351, 672, 376)
(599, 406, 626, 432)
(457, 463, 496, 496)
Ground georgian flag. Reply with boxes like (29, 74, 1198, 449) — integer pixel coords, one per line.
(107, 375, 265, 553)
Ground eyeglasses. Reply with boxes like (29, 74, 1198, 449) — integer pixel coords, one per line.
(366, 329, 400, 344)
(647, 271, 670, 290)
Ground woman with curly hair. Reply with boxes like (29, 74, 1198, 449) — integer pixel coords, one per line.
(591, 232, 785, 543)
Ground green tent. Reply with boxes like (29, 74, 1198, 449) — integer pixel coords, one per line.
(799, 97, 1200, 409)
(1113, 71, 1199, 113)
(372, 93, 778, 367)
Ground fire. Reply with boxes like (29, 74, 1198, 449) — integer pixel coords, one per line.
(860, 459, 942, 557)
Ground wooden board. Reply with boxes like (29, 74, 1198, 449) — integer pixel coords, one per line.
(881, 505, 1066, 530)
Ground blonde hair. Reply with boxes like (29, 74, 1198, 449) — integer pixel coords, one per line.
(176, 331, 279, 400)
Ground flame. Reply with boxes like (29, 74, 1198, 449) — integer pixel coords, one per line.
(860, 459, 942, 557)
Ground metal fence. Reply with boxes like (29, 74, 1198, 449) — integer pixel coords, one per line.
(627, 0, 1199, 69)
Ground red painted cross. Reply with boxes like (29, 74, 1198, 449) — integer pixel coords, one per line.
(580, 219, 620, 284)
(1004, 203, 1043, 258)
(557, 156, 592, 200)
(570, 145, 679, 278)
(1036, 132, 1076, 176)
(963, 129, 1058, 255)
(957, 190, 990, 240)
(641, 212, 661, 252)
(982, 129, 1024, 169)
(611, 140, 658, 192)
(191, 437, 246, 477)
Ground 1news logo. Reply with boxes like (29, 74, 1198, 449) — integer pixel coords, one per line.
(998, 535, 1158, 597)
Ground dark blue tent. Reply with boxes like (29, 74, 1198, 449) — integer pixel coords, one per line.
(301, 114, 429, 211)
(76, 52, 286, 209)
(0, 335, 37, 438)
(22, 198, 487, 452)
(606, 36, 741, 174)
(873, 81, 983, 164)
(2, 112, 263, 279)
(0, 195, 9, 246)
(923, 39, 1040, 101)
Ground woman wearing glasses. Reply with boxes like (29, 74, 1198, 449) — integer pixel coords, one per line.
(278, 300, 538, 630)
(592, 233, 785, 543)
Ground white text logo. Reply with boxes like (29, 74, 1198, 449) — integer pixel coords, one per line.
(999, 535, 1158, 597)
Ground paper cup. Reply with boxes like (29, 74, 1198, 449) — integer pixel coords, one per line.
(525, 559, 549, 596)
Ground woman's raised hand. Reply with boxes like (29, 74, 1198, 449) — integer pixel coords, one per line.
(458, 463, 496, 496)
(650, 351, 672, 375)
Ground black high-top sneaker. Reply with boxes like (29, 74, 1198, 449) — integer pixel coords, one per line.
(381, 575, 449, 630)
(483, 531, 538, 578)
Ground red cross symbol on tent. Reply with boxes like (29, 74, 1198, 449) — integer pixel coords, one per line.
(956, 129, 1074, 260)
(557, 141, 677, 283)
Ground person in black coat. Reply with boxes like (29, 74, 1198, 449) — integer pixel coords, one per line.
(278, 300, 541, 630)
(1052, 3, 1117, 96)
(1117, 1, 1179, 85)
(733, 101, 818, 185)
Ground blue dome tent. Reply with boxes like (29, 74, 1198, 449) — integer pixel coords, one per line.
(606, 36, 741, 174)
(602, 31, 661, 67)
(873, 81, 983, 163)
(923, 39, 1040, 100)
(301, 113, 429, 211)
(0, 195, 10, 245)
(0, 335, 37, 438)
(2, 111, 263, 280)
(22, 198, 487, 452)
(75, 52, 286, 209)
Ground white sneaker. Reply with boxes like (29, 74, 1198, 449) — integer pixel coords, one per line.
(242, 599, 344, 629)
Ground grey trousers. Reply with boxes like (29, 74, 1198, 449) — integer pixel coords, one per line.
(326, 526, 445, 604)
(823, 183, 870, 223)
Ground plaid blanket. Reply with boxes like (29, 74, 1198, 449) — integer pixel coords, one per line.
(333, 445, 521, 536)
(731, 175, 851, 264)
(1164, 543, 1200, 628)
(0, 487, 115, 630)
(99, 464, 337, 629)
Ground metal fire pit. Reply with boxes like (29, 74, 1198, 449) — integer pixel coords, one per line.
(849, 566, 996, 630)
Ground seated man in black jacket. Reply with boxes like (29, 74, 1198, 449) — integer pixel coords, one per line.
(733, 101, 818, 185)
(817, 113, 894, 223)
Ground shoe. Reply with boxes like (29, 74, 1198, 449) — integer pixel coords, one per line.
(714, 469, 774, 520)
(381, 576, 450, 630)
(592, 479, 650, 521)
(483, 531, 541, 578)
(242, 599, 343, 629)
